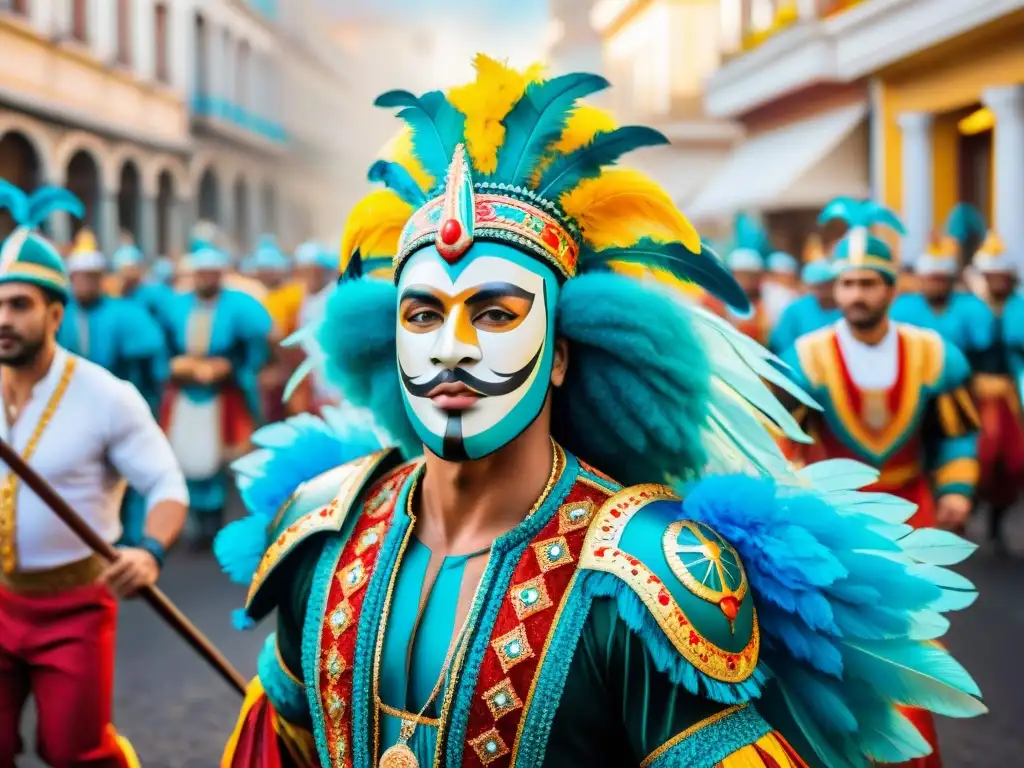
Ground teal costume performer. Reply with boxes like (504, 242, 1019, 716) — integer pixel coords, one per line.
(111, 243, 178, 344)
(769, 260, 839, 354)
(162, 242, 271, 541)
(890, 206, 996, 371)
(215, 58, 984, 768)
(57, 236, 168, 546)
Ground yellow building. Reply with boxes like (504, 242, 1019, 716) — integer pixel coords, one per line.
(698, 0, 1024, 264)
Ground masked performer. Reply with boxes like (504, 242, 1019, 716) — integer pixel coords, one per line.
(0, 185, 188, 767)
(216, 58, 984, 768)
(162, 241, 271, 548)
(781, 199, 982, 767)
(971, 232, 1024, 551)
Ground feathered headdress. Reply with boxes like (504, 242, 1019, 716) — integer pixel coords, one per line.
(723, 212, 770, 274)
(944, 202, 986, 264)
(819, 197, 905, 280)
(366, 54, 747, 311)
(973, 230, 1015, 274)
(0, 180, 84, 301)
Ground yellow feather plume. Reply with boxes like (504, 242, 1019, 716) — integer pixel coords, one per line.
(376, 127, 434, 192)
(70, 227, 99, 255)
(977, 230, 1004, 256)
(339, 189, 413, 276)
(559, 169, 701, 253)
(609, 261, 703, 297)
(531, 105, 618, 185)
(447, 53, 544, 174)
(802, 233, 824, 263)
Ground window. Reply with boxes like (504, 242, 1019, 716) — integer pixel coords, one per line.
(71, 0, 88, 43)
(194, 13, 207, 97)
(154, 3, 169, 83)
(7, 1, 30, 16)
(116, 0, 131, 66)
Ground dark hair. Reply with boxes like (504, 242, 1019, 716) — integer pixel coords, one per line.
(40, 286, 67, 306)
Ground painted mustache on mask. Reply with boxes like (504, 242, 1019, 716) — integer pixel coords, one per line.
(400, 348, 542, 398)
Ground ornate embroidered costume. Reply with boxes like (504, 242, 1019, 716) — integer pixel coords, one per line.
(215, 59, 984, 768)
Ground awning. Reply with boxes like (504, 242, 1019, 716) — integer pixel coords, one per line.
(685, 102, 869, 222)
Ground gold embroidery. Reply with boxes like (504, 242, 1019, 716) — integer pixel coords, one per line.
(663, 520, 748, 607)
(324, 646, 347, 683)
(325, 692, 346, 723)
(377, 700, 441, 727)
(557, 500, 596, 534)
(482, 678, 523, 720)
(639, 704, 747, 767)
(0, 355, 76, 574)
(468, 727, 510, 764)
(509, 575, 553, 621)
(327, 599, 353, 638)
(355, 521, 386, 555)
(337, 558, 367, 598)
(531, 535, 573, 572)
(246, 449, 396, 609)
(491, 625, 535, 674)
(581, 485, 759, 683)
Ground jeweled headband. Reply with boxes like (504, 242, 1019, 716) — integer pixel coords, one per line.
(393, 145, 582, 281)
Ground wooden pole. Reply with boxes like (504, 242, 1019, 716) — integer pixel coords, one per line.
(0, 438, 247, 697)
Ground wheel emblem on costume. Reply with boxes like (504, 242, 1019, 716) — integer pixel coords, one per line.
(662, 520, 748, 627)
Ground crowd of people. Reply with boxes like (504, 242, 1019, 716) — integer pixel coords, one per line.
(0, 53, 1004, 768)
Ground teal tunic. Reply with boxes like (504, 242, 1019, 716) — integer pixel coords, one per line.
(267, 454, 777, 767)
(891, 291, 998, 371)
(768, 295, 840, 354)
(164, 288, 271, 514)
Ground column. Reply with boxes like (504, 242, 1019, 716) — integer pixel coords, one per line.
(29, 0, 55, 34)
(222, 32, 236, 118)
(983, 84, 1024, 268)
(218, 181, 235, 256)
(49, 211, 71, 247)
(133, 0, 155, 81)
(168, 197, 188, 257)
(170, 0, 192, 95)
(90, 0, 115, 62)
(98, 193, 120, 256)
(897, 111, 934, 266)
(138, 195, 157, 257)
(203, 21, 222, 106)
(247, 181, 262, 246)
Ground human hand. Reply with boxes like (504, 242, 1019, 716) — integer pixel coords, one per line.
(206, 357, 232, 381)
(97, 547, 160, 598)
(192, 361, 214, 384)
(936, 493, 972, 532)
(170, 355, 196, 378)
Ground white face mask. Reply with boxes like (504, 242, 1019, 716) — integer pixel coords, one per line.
(396, 242, 558, 460)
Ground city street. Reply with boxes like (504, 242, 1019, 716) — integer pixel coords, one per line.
(18, 504, 1024, 767)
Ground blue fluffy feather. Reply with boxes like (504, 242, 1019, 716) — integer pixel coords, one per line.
(367, 159, 428, 207)
(534, 125, 668, 199)
(734, 212, 771, 256)
(818, 198, 906, 236)
(374, 89, 465, 182)
(491, 72, 609, 186)
(213, 408, 384, 594)
(674, 469, 984, 767)
(0, 182, 83, 229)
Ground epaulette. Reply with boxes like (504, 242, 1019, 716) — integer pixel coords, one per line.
(245, 447, 403, 620)
(579, 484, 760, 690)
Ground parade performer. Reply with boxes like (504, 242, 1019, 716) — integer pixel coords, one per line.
(762, 250, 799, 328)
(723, 214, 769, 344)
(250, 237, 302, 422)
(890, 227, 996, 371)
(781, 198, 981, 767)
(214, 58, 984, 768)
(0, 186, 188, 767)
(971, 231, 1024, 551)
(288, 241, 342, 414)
(768, 256, 839, 354)
(162, 241, 271, 548)
(110, 243, 178, 340)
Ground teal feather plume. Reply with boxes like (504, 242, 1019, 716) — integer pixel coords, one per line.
(374, 89, 465, 181)
(367, 159, 427, 207)
(944, 202, 986, 257)
(819, 197, 906, 235)
(580, 237, 749, 311)
(534, 125, 668, 199)
(0, 181, 30, 225)
(491, 72, 609, 185)
(26, 186, 84, 227)
(898, 528, 977, 566)
(734, 211, 771, 256)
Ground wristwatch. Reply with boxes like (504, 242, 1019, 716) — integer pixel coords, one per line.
(138, 536, 167, 568)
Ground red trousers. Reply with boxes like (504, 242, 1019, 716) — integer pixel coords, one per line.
(0, 582, 135, 768)
(977, 395, 1024, 508)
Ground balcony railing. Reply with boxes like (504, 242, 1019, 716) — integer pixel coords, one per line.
(725, 0, 866, 58)
(190, 94, 287, 144)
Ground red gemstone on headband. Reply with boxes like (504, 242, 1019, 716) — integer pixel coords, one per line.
(541, 226, 560, 250)
(440, 219, 462, 245)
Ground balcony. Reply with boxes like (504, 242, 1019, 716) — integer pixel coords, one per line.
(189, 94, 287, 153)
(0, 14, 188, 150)
(705, 0, 1023, 119)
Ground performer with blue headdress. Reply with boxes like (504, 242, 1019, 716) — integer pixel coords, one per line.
(288, 240, 342, 413)
(110, 242, 177, 339)
(215, 57, 984, 768)
(723, 213, 770, 344)
(762, 250, 799, 328)
(769, 235, 840, 354)
(161, 237, 271, 548)
(890, 205, 997, 371)
(970, 230, 1024, 551)
(780, 197, 981, 767)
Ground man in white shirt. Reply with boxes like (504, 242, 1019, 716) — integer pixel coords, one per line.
(0, 224, 189, 767)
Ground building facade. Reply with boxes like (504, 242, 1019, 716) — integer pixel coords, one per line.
(589, 0, 742, 236)
(698, 0, 1024, 263)
(0, 0, 348, 258)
